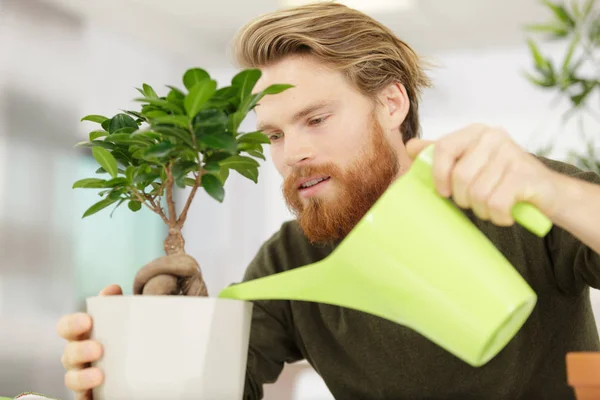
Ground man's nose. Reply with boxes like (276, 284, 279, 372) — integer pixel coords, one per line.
(283, 133, 315, 167)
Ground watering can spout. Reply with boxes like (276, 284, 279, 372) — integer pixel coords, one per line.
(220, 144, 550, 367)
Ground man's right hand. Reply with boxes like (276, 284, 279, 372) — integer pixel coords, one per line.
(56, 284, 123, 400)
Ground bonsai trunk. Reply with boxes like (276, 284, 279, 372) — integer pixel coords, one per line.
(133, 227, 208, 296)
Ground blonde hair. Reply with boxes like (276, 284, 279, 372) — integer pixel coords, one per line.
(232, 1, 433, 142)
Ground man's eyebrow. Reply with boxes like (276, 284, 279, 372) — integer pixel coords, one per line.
(256, 100, 337, 132)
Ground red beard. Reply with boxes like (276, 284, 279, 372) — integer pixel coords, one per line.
(283, 116, 400, 244)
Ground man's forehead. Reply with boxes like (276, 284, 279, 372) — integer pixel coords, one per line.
(251, 55, 340, 94)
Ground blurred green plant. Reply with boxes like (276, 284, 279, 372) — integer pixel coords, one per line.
(524, 0, 600, 172)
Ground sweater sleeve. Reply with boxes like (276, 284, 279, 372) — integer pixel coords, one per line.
(241, 224, 304, 400)
(539, 157, 600, 293)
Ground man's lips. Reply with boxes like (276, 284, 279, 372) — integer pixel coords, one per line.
(297, 176, 331, 190)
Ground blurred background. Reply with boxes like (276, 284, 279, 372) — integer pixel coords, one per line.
(0, 0, 598, 398)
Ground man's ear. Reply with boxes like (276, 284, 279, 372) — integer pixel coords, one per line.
(376, 82, 410, 132)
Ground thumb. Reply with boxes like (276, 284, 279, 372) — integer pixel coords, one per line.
(99, 284, 123, 296)
(406, 138, 434, 159)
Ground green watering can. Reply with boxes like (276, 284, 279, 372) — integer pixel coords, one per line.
(219, 144, 552, 367)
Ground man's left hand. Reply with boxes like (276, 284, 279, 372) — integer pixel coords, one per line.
(406, 123, 564, 227)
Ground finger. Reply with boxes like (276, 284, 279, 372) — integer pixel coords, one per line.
(64, 366, 104, 392)
(62, 340, 103, 370)
(452, 130, 505, 209)
(99, 284, 123, 296)
(406, 139, 434, 159)
(468, 142, 511, 220)
(433, 124, 487, 197)
(57, 313, 92, 341)
(487, 172, 520, 226)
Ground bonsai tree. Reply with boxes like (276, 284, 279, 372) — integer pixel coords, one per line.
(523, 0, 600, 172)
(73, 68, 292, 297)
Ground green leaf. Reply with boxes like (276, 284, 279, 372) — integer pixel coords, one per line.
(562, 32, 580, 78)
(202, 174, 225, 202)
(228, 111, 246, 133)
(166, 85, 186, 96)
(74, 140, 117, 150)
(175, 175, 186, 188)
(72, 178, 108, 189)
(219, 155, 260, 169)
(184, 177, 197, 187)
(542, 0, 575, 27)
(172, 160, 198, 179)
(203, 161, 221, 172)
(193, 109, 228, 136)
(143, 83, 158, 99)
(205, 152, 232, 164)
(105, 177, 129, 187)
(128, 200, 142, 211)
(198, 133, 237, 152)
(166, 87, 185, 108)
(236, 166, 259, 183)
(108, 189, 125, 200)
(232, 69, 262, 103)
(108, 113, 139, 134)
(133, 172, 160, 185)
(135, 98, 184, 114)
(183, 68, 211, 91)
(146, 110, 169, 119)
(122, 110, 145, 120)
(262, 84, 294, 95)
(527, 38, 550, 73)
(151, 126, 195, 148)
(152, 115, 191, 129)
(237, 142, 262, 152)
(92, 147, 119, 178)
(110, 198, 127, 217)
(113, 127, 138, 135)
(185, 79, 217, 118)
(246, 92, 265, 111)
(522, 71, 555, 88)
(238, 131, 271, 144)
(82, 197, 119, 218)
(247, 149, 266, 161)
(571, 82, 597, 106)
(81, 115, 109, 124)
(143, 142, 176, 158)
(524, 22, 569, 38)
(89, 130, 108, 140)
(112, 148, 133, 167)
(104, 133, 152, 147)
(218, 166, 230, 184)
(126, 166, 136, 183)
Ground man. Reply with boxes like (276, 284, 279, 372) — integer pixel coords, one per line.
(57, 2, 600, 399)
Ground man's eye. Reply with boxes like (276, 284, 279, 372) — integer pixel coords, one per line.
(268, 133, 283, 142)
(308, 116, 327, 126)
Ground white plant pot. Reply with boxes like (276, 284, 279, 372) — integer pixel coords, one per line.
(86, 296, 253, 400)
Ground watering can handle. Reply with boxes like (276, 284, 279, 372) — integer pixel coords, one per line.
(414, 144, 553, 238)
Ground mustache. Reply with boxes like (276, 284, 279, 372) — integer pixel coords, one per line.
(284, 163, 342, 188)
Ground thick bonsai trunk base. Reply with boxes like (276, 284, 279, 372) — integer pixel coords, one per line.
(133, 228, 208, 296)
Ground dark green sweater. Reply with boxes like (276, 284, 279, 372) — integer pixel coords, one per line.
(241, 157, 600, 400)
